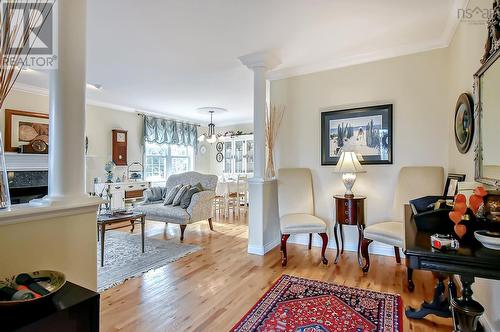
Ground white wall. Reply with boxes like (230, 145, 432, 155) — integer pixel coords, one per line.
(1, 89, 211, 190)
(446, 4, 500, 330)
(271, 48, 450, 255)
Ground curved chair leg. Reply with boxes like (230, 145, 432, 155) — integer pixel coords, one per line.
(180, 224, 186, 242)
(394, 246, 401, 264)
(208, 218, 214, 231)
(319, 233, 328, 265)
(281, 234, 290, 266)
(361, 238, 373, 273)
(408, 268, 415, 292)
(308, 233, 312, 250)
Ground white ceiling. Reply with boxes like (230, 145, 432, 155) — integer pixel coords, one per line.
(15, 0, 465, 126)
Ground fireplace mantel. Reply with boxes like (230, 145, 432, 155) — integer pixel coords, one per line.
(5, 152, 48, 171)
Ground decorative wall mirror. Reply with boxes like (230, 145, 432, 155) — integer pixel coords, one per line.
(474, 0, 500, 188)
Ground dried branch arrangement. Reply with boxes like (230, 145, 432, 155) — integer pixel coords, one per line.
(265, 104, 284, 179)
(0, 0, 51, 108)
(0, 0, 51, 209)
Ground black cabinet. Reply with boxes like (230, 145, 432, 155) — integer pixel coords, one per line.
(2, 281, 99, 332)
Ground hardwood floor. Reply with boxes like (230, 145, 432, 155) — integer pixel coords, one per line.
(100, 214, 453, 332)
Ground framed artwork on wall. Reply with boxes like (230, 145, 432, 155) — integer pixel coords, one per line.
(443, 173, 466, 197)
(5, 109, 49, 152)
(321, 104, 393, 165)
(454, 93, 474, 154)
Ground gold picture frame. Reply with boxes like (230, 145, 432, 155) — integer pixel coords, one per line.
(5, 109, 49, 152)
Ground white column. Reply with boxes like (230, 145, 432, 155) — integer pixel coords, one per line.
(251, 66, 266, 180)
(31, 0, 88, 205)
(239, 51, 281, 255)
(239, 52, 280, 181)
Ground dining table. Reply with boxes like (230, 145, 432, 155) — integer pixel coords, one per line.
(216, 178, 248, 216)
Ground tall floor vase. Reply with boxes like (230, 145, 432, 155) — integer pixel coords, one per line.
(0, 132, 11, 209)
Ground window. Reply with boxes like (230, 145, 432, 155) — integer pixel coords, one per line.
(144, 142, 194, 182)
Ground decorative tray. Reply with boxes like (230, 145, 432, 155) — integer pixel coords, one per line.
(0, 270, 66, 306)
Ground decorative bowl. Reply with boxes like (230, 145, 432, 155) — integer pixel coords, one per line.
(474, 230, 500, 250)
(0, 270, 66, 306)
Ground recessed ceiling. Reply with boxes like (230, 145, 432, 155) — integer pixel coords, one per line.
(15, 0, 464, 125)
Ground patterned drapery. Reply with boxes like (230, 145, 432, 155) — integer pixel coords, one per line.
(143, 115, 198, 149)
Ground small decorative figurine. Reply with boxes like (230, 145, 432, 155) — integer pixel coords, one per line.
(104, 161, 115, 183)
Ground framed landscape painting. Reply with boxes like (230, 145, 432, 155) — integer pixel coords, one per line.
(321, 104, 393, 165)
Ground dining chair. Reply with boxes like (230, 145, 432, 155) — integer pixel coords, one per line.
(277, 168, 329, 266)
(213, 176, 226, 215)
(236, 174, 248, 216)
(361, 166, 444, 291)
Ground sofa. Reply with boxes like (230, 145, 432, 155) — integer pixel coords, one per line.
(134, 171, 218, 241)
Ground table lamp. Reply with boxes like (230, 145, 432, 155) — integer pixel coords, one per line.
(334, 151, 366, 197)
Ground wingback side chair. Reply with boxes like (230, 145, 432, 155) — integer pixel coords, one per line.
(277, 168, 329, 267)
(361, 166, 444, 291)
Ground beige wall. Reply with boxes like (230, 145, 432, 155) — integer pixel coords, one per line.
(271, 2, 499, 328)
(271, 48, 450, 252)
(1, 89, 212, 190)
(0, 211, 98, 290)
(446, 3, 500, 330)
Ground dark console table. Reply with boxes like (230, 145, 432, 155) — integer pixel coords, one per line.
(403, 205, 500, 332)
(2, 281, 99, 331)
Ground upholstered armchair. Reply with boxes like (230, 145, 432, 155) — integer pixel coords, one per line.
(361, 166, 444, 291)
(277, 168, 329, 266)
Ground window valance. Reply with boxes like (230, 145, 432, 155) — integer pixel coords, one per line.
(143, 115, 198, 149)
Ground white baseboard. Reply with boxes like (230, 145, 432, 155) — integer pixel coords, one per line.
(287, 234, 402, 257)
(247, 238, 280, 256)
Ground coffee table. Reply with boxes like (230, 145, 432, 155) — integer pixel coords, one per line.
(97, 211, 146, 266)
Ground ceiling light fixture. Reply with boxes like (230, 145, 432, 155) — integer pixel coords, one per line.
(86, 83, 103, 90)
(197, 107, 227, 143)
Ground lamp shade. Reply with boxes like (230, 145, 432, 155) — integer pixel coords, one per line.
(334, 152, 366, 173)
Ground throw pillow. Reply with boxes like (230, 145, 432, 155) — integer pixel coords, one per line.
(164, 184, 182, 205)
(172, 184, 191, 206)
(194, 182, 204, 191)
(150, 187, 163, 201)
(180, 186, 201, 209)
(144, 186, 163, 203)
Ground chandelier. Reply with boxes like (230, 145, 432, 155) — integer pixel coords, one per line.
(197, 107, 226, 143)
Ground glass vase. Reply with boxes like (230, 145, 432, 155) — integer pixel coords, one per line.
(0, 131, 11, 209)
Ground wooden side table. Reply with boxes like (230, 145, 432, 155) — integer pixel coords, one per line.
(333, 195, 366, 265)
(97, 212, 146, 267)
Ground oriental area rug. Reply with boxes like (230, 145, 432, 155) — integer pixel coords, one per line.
(231, 274, 402, 332)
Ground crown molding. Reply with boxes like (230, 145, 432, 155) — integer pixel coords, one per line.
(12, 82, 48, 96)
(12, 83, 136, 112)
(13, 82, 251, 127)
(440, 0, 469, 48)
(269, 0, 468, 80)
(268, 39, 450, 80)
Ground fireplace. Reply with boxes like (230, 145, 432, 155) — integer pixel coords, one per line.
(8, 170, 48, 205)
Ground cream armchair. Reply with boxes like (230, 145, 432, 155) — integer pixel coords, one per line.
(361, 166, 444, 291)
(277, 168, 329, 266)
